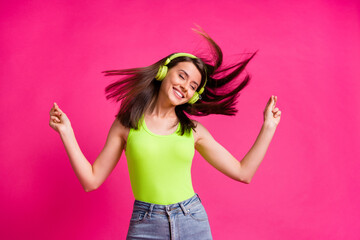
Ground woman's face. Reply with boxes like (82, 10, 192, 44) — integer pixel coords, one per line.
(160, 61, 202, 106)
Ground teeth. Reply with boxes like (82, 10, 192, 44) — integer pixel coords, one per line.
(174, 89, 183, 98)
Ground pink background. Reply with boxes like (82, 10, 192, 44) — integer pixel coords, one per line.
(1, 0, 359, 239)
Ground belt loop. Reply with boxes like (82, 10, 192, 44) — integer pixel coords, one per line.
(179, 202, 190, 216)
(148, 204, 154, 218)
(196, 193, 202, 203)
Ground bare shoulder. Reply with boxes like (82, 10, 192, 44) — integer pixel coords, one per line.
(192, 120, 211, 145)
(110, 117, 130, 143)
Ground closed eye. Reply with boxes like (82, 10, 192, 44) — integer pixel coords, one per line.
(179, 74, 185, 79)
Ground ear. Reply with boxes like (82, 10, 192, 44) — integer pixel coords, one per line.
(155, 65, 168, 81)
(188, 92, 199, 104)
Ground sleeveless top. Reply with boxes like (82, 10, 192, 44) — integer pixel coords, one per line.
(125, 115, 196, 205)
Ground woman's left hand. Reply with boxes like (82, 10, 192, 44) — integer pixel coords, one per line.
(263, 95, 281, 128)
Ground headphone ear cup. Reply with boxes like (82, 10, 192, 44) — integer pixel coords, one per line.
(188, 92, 199, 104)
(155, 65, 168, 81)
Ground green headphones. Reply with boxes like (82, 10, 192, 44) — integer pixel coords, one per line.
(155, 53, 207, 104)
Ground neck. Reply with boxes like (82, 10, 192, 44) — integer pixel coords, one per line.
(147, 94, 177, 119)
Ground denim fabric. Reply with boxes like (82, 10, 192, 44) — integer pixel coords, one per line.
(126, 193, 213, 240)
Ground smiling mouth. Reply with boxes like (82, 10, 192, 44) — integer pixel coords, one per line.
(173, 88, 184, 98)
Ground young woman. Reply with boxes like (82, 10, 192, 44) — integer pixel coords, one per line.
(49, 28, 281, 239)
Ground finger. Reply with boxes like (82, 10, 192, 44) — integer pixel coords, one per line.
(52, 115, 60, 122)
(50, 108, 57, 115)
(270, 96, 275, 109)
(54, 102, 63, 115)
(50, 108, 61, 116)
(266, 96, 272, 108)
(272, 107, 279, 113)
(50, 116, 61, 123)
(54, 103, 60, 111)
(53, 108, 60, 114)
(51, 105, 58, 114)
(50, 105, 57, 114)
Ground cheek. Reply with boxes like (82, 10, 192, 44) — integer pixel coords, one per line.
(159, 79, 174, 95)
(160, 79, 170, 89)
(189, 91, 196, 99)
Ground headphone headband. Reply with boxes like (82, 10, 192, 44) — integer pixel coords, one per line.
(166, 53, 198, 64)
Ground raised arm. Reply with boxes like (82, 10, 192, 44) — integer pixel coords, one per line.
(194, 122, 250, 183)
(49, 103, 127, 192)
(194, 95, 281, 184)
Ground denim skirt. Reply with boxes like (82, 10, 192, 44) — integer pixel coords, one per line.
(126, 193, 213, 240)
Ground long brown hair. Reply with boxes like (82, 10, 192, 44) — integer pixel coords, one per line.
(102, 27, 258, 135)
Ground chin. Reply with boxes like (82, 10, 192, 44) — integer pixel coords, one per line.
(170, 100, 186, 106)
(168, 94, 188, 106)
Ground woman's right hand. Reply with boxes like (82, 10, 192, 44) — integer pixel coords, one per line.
(49, 102, 72, 133)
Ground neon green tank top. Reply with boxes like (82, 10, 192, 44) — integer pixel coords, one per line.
(125, 115, 196, 205)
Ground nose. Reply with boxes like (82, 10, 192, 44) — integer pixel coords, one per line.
(180, 84, 187, 91)
(179, 81, 189, 92)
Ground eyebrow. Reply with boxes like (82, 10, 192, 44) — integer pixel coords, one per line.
(179, 69, 199, 87)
